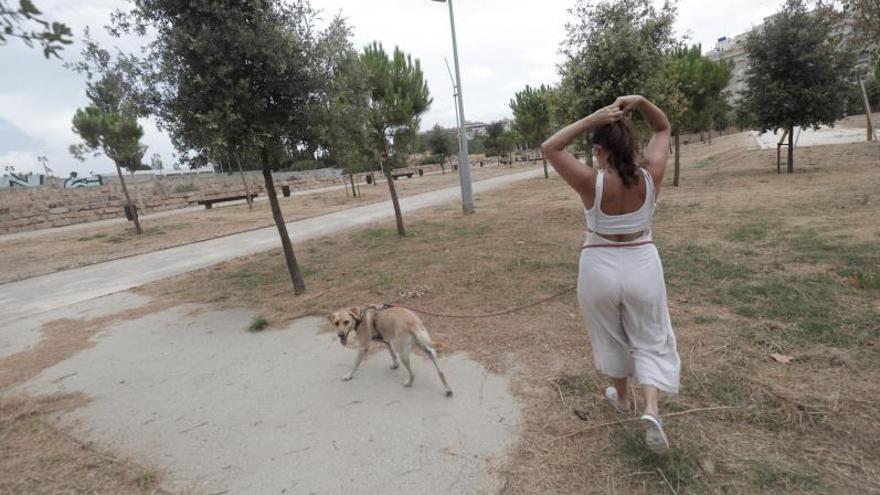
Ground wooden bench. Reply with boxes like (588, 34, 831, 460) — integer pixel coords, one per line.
(391, 169, 415, 179)
(197, 193, 259, 209)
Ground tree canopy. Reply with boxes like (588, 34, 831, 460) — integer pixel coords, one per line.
(741, 0, 857, 171)
(359, 41, 431, 236)
(510, 84, 553, 149)
(113, 0, 329, 171)
(483, 121, 515, 158)
(0, 0, 71, 57)
(665, 44, 732, 134)
(426, 124, 455, 164)
(559, 0, 678, 117)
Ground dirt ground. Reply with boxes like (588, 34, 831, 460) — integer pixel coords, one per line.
(2, 133, 878, 493)
(0, 161, 532, 284)
(137, 134, 880, 494)
(838, 111, 880, 130)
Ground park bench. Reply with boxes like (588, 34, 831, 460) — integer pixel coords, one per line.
(197, 193, 259, 209)
(391, 169, 416, 179)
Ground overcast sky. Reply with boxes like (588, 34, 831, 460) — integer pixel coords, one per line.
(0, 0, 784, 175)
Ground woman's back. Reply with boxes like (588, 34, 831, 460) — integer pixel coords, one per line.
(586, 168, 655, 241)
(596, 169, 647, 215)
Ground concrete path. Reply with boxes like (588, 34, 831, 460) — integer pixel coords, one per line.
(752, 125, 872, 150)
(20, 302, 521, 495)
(0, 168, 543, 325)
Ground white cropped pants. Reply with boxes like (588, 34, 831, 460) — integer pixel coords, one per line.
(577, 237, 680, 394)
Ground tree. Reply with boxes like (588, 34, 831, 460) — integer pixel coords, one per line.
(663, 44, 732, 184)
(360, 42, 431, 237)
(69, 38, 146, 234)
(426, 124, 455, 173)
(741, 0, 857, 173)
(0, 0, 71, 57)
(313, 18, 376, 197)
(115, 0, 334, 294)
(559, 0, 678, 117)
(483, 121, 515, 159)
(510, 84, 554, 178)
(845, 0, 880, 61)
(150, 153, 164, 170)
(558, 0, 678, 167)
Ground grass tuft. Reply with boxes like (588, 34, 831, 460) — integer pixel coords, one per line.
(77, 232, 109, 242)
(247, 316, 269, 332)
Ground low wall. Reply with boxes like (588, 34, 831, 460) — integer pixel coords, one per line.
(0, 172, 346, 234)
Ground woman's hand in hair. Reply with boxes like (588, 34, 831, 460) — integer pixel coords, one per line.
(588, 104, 624, 127)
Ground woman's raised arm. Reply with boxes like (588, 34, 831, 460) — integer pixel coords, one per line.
(542, 105, 622, 203)
(615, 95, 670, 191)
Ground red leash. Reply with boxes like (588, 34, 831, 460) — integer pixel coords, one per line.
(387, 241, 654, 319)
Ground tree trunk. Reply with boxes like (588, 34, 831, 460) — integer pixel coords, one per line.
(235, 155, 253, 209)
(673, 131, 681, 187)
(116, 164, 142, 235)
(349, 173, 358, 198)
(382, 142, 406, 237)
(262, 152, 306, 295)
(858, 76, 875, 141)
(540, 148, 549, 179)
(707, 129, 712, 145)
(787, 126, 794, 174)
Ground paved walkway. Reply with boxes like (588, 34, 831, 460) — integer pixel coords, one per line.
(752, 125, 873, 150)
(0, 168, 543, 324)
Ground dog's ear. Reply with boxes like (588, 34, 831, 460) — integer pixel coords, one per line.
(327, 313, 335, 324)
(347, 306, 361, 321)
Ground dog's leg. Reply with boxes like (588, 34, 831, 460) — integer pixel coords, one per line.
(419, 343, 453, 397)
(342, 346, 368, 381)
(399, 335, 415, 387)
(384, 341, 399, 369)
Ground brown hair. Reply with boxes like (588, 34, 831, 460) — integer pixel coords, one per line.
(591, 119, 640, 188)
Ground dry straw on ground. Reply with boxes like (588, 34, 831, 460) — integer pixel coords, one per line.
(139, 135, 880, 493)
(2, 133, 878, 493)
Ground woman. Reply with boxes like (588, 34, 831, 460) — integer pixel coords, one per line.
(542, 95, 680, 452)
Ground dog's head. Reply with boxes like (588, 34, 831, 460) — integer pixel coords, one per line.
(328, 307, 361, 346)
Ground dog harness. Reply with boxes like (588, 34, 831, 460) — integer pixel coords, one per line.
(353, 304, 392, 342)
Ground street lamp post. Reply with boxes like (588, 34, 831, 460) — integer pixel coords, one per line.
(433, 0, 474, 214)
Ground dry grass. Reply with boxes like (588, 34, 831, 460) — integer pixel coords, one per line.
(137, 134, 880, 493)
(0, 162, 531, 284)
(0, 394, 169, 495)
(3, 133, 877, 494)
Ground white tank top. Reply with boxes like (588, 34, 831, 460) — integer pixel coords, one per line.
(584, 167, 655, 236)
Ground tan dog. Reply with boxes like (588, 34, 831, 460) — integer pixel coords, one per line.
(328, 305, 453, 396)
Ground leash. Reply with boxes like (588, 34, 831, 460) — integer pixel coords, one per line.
(387, 241, 653, 319)
(389, 285, 576, 319)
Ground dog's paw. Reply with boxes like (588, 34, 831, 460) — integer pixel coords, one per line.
(341, 373, 354, 381)
(403, 380, 413, 388)
(445, 389, 454, 397)
(390, 363, 399, 370)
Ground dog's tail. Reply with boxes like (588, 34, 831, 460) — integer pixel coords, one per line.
(412, 323, 438, 351)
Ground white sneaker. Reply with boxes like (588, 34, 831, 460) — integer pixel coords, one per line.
(604, 386, 629, 414)
(641, 413, 670, 453)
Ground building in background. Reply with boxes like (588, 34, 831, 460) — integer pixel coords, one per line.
(707, 11, 875, 105)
